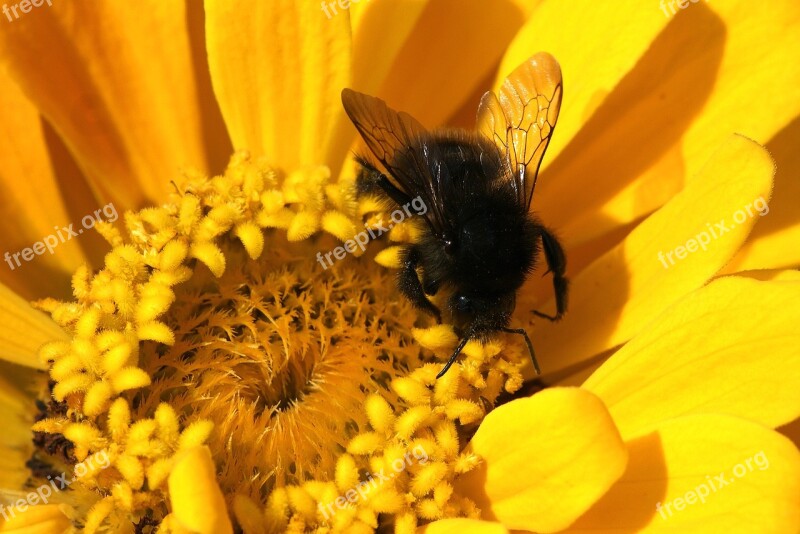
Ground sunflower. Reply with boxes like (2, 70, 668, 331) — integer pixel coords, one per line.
(0, 1, 798, 533)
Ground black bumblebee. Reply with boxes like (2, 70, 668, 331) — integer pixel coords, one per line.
(342, 52, 568, 378)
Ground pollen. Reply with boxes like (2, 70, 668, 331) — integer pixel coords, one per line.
(261, 356, 528, 531)
(29, 151, 529, 533)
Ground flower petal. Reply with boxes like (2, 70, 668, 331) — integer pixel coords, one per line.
(725, 269, 800, 283)
(323, 0, 430, 173)
(0, 505, 71, 533)
(377, 0, 528, 129)
(566, 415, 800, 533)
(205, 0, 350, 170)
(350, 0, 428, 96)
(168, 446, 232, 534)
(455, 388, 626, 532)
(0, 1, 214, 208)
(524, 1, 800, 246)
(0, 365, 36, 491)
(0, 284, 66, 369)
(583, 277, 800, 440)
(0, 71, 101, 300)
(526, 134, 774, 376)
(498, 0, 670, 167)
(725, 117, 800, 272)
(420, 518, 508, 534)
(671, 2, 800, 174)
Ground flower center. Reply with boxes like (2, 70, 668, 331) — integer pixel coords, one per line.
(132, 237, 418, 495)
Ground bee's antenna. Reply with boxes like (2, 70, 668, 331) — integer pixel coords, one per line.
(437, 333, 471, 379)
(501, 327, 541, 375)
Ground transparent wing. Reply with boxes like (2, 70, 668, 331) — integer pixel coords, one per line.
(342, 88, 451, 238)
(476, 52, 562, 209)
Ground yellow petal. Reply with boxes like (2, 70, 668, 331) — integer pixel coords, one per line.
(526, 1, 800, 246)
(0, 505, 70, 533)
(567, 415, 800, 533)
(0, 1, 214, 207)
(0, 365, 37, 491)
(168, 446, 232, 534)
(675, 3, 800, 177)
(726, 269, 800, 283)
(726, 117, 800, 272)
(527, 134, 774, 376)
(322, 0, 430, 173)
(350, 1, 428, 95)
(584, 276, 800, 440)
(455, 388, 626, 532)
(205, 0, 350, 169)
(499, 0, 669, 168)
(0, 283, 66, 369)
(0, 71, 99, 300)
(377, 0, 528, 129)
(420, 518, 508, 534)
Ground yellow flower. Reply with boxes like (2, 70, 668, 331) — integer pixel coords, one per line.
(0, 1, 798, 534)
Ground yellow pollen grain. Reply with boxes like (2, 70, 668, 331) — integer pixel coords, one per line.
(365, 394, 395, 433)
(391, 376, 432, 405)
(374, 246, 404, 268)
(412, 325, 459, 351)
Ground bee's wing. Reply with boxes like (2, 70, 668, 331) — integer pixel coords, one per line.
(342, 88, 451, 238)
(476, 52, 562, 210)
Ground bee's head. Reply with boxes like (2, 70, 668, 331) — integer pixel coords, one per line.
(449, 291, 516, 334)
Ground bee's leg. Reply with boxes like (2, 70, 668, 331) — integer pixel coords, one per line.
(436, 334, 470, 379)
(355, 156, 414, 208)
(534, 227, 569, 321)
(421, 274, 441, 296)
(398, 246, 442, 322)
(500, 327, 541, 375)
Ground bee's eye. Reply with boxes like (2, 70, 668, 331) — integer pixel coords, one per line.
(455, 295, 472, 313)
(444, 238, 456, 255)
